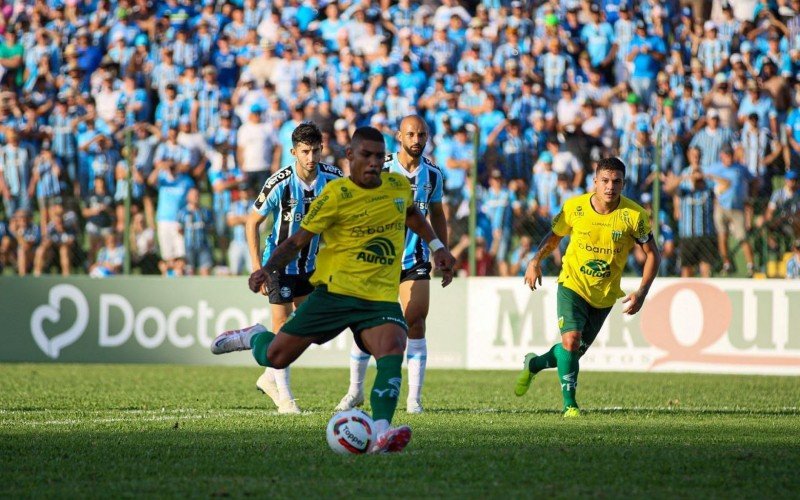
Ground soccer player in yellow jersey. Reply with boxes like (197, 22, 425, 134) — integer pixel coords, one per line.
(514, 157, 661, 417)
(211, 127, 456, 453)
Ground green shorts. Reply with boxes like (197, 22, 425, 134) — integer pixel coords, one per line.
(556, 284, 612, 355)
(281, 286, 407, 355)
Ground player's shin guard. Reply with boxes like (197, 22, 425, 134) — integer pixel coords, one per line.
(531, 344, 558, 373)
(251, 330, 276, 367)
(370, 354, 403, 424)
(554, 344, 580, 409)
(348, 343, 370, 395)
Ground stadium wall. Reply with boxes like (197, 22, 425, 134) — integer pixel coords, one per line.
(1, 277, 798, 375)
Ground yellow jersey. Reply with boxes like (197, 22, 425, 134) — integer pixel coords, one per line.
(301, 172, 414, 302)
(551, 193, 652, 308)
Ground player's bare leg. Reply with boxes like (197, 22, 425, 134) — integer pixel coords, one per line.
(359, 323, 412, 453)
(401, 279, 429, 414)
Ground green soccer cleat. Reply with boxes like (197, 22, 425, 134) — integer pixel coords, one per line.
(563, 406, 581, 418)
(514, 352, 538, 397)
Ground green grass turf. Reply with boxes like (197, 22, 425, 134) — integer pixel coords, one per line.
(1, 364, 798, 498)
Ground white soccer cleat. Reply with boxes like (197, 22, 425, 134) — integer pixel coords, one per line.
(334, 392, 365, 412)
(210, 323, 267, 355)
(256, 371, 280, 406)
(406, 399, 424, 414)
(277, 398, 302, 414)
(370, 426, 412, 454)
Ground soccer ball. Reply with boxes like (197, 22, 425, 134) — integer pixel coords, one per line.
(326, 409, 374, 455)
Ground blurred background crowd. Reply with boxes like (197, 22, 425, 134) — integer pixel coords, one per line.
(1, 0, 800, 279)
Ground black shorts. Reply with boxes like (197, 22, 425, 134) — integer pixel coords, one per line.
(400, 262, 432, 283)
(268, 271, 315, 304)
(679, 236, 718, 267)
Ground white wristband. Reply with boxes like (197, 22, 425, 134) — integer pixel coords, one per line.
(429, 238, 445, 253)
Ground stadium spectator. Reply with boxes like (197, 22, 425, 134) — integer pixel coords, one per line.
(33, 210, 77, 276)
(178, 187, 214, 276)
(764, 170, 800, 253)
(149, 134, 194, 276)
(130, 212, 159, 275)
(11, 209, 39, 276)
(0, 130, 31, 217)
(89, 230, 124, 278)
(226, 183, 251, 276)
(787, 239, 800, 279)
(708, 144, 757, 276)
(666, 148, 727, 278)
(82, 177, 114, 263)
(0, 0, 797, 279)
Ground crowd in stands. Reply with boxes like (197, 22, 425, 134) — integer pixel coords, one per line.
(1, 0, 799, 278)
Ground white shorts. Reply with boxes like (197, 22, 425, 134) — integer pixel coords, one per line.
(157, 221, 186, 261)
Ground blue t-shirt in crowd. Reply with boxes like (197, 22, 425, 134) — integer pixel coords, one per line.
(156, 172, 194, 222)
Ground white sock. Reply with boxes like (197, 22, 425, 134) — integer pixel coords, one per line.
(349, 342, 370, 396)
(406, 338, 427, 402)
(373, 418, 390, 435)
(272, 367, 294, 401)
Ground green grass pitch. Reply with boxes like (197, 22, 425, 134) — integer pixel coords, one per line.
(1, 364, 798, 497)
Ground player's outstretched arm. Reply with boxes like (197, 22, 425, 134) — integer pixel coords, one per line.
(406, 205, 456, 287)
(524, 230, 563, 291)
(248, 228, 316, 293)
(622, 237, 661, 315)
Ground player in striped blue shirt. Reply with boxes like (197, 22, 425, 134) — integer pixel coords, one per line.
(239, 122, 343, 414)
(339, 115, 446, 415)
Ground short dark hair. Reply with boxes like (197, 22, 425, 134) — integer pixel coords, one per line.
(351, 126, 385, 146)
(291, 121, 322, 147)
(596, 157, 626, 176)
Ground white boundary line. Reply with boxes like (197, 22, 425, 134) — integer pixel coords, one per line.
(1, 406, 798, 427)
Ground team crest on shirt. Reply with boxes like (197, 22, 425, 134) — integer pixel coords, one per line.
(287, 198, 299, 208)
(611, 230, 622, 242)
(394, 198, 405, 213)
(421, 182, 432, 195)
(280, 287, 291, 298)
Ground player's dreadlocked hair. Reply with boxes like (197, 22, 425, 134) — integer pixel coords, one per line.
(292, 121, 323, 147)
(351, 126, 385, 147)
(596, 157, 627, 177)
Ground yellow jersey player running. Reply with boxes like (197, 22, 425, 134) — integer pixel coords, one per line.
(211, 127, 456, 453)
(337, 115, 447, 415)
(514, 157, 660, 416)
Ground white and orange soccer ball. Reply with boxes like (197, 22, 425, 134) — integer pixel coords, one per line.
(326, 409, 374, 455)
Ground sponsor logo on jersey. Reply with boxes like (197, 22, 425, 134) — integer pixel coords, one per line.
(350, 221, 404, 238)
(621, 209, 631, 224)
(387, 176, 401, 187)
(356, 237, 397, 265)
(574, 205, 584, 218)
(577, 242, 621, 255)
(579, 259, 612, 278)
(304, 194, 328, 222)
(340, 186, 353, 199)
(319, 163, 343, 177)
